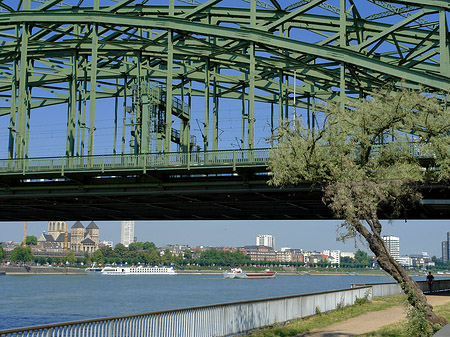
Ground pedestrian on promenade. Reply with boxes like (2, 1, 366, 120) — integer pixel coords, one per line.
(427, 271, 434, 293)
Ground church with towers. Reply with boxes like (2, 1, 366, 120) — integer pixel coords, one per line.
(37, 221, 100, 254)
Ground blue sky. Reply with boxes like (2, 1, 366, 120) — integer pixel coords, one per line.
(0, 219, 448, 257)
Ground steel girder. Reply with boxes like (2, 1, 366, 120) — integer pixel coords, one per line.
(0, 0, 449, 159)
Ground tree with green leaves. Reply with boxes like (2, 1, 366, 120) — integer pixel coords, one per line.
(9, 246, 33, 264)
(269, 86, 450, 327)
(354, 250, 370, 266)
(26, 235, 37, 246)
(91, 249, 104, 265)
(66, 251, 77, 265)
(0, 246, 5, 260)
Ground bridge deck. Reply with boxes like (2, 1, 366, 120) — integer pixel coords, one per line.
(0, 149, 448, 221)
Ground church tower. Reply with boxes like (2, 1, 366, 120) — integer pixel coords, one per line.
(71, 221, 85, 252)
(47, 221, 68, 241)
(86, 221, 99, 246)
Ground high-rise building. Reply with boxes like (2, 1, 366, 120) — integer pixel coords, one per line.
(121, 220, 135, 247)
(382, 235, 400, 261)
(442, 232, 450, 263)
(256, 234, 275, 249)
(323, 249, 341, 265)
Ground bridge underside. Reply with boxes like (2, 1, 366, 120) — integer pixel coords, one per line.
(0, 173, 448, 221)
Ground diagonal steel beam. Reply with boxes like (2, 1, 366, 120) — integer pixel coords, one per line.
(353, 8, 437, 52)
(180, 0, 222, 19)
(101, 0, 135, 13)
(262, 0, 326, 32)
(35, 0, 64, 11)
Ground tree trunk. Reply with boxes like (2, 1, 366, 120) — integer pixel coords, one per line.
(365, 229, 447, 326)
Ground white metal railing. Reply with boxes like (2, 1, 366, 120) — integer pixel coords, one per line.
(0, 149, 271, 176)
(0, 286, 372, 337)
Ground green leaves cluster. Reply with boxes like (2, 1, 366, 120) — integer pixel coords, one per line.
(25, 235, 37, 246)
(95, 242, 164, 265)
(9, 246, 33, 263)
(270, 86, 450, 235)
(195, 249, 251, 266)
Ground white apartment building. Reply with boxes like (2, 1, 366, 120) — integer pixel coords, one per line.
(256, 234, 275, 249)
(101, 240, 114, 248)
(382, 235, 400, 261)
(323, 249, 341, 265)
(120, 220, 135, 247)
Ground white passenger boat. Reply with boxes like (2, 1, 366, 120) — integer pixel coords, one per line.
(101, 265, 177, 275)
(85, 267, 103, 274)
(223, 267, 276, 279)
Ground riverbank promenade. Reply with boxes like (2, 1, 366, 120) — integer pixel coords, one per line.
(293, 293, 450, 337)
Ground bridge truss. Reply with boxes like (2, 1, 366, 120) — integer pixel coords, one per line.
(0, 0, 449, 159)
(0, 0, 449, 220)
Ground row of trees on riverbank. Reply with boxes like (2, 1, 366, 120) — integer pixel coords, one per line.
(1, 241, 378, 270)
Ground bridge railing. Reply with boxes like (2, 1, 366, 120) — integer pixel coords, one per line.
(0, 149, 271, 176)
(0, 286, 373, 337)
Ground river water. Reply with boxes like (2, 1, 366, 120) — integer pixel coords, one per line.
(0, 273, 399, 330)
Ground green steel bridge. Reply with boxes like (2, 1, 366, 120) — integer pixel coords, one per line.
(0, 0, 449, 221)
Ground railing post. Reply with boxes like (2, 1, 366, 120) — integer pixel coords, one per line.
(22, 158, 26, 175)
(143, 154, 147, 174)
(101, 155, 104, 173)
(233, 150, 236, 171)
(61, 157, 65, 176)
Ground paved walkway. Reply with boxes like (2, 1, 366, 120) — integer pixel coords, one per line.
(294, 294, 450, 337)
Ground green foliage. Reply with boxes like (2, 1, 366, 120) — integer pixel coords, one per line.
(269, 87, 450, 324)
(26, 235, 37, 246)
(355, 292, 371, 306)
(270, 87, 450, 229)
(355, 250, 370, 265)
(91, 250, 104, 264)
(0, 246, 5, 260)
(9, 246, 33, 263)
(402, 283, 440, 337)
(405, 303, 435, 337)
(315, 305, 322, 315)
(66, 251, 77, 264)
(243, 296, 403, 337)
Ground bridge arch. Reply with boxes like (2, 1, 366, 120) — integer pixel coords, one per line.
(0, 0, 449, 160)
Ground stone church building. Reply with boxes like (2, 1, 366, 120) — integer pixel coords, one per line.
(37, 221, 100, 254)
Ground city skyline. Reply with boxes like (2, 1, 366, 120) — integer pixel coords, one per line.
(0, 219, 448, 257)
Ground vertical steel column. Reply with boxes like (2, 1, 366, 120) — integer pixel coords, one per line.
(278, 70, 283, 126)
(80, 56, 88, 157)
(440, 9, 450, 77)
(122, 76, 128, 155)
(241, 83, 245, 148)
(180, 81, 185, 152)
(164, 0, 174, 153)
(16, 22, 29, 159)
(340, 0, 347, 112)
(66, 52, 77, 157)
(212, 65, 219, 151)
(25, 76, 31, 158)
(204, 58, 210, 151)
(88, 3, 99, 156)
(187, 79, 192, 151)
(165, 33, 173, 153)
(248, 0, 256, 150)
(113, 78, 118, 155)
(141, 72, 150, 154)
(8, 26, 18, 159)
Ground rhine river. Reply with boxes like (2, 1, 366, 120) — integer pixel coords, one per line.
(0, 273, 407, 330)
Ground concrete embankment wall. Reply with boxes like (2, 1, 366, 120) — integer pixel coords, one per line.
(0, 266, 85, 275)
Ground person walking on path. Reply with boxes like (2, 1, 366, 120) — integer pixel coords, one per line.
(427, 271, 435, 293)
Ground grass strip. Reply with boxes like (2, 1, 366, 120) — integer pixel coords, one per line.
(360, 298, 450, 336)
(242, 296, 404, 337)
